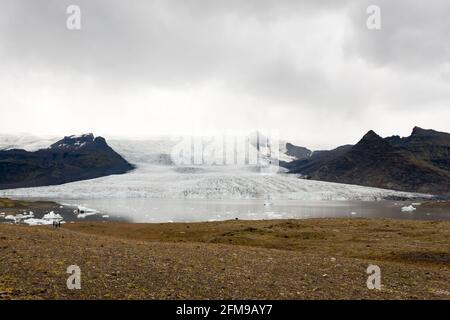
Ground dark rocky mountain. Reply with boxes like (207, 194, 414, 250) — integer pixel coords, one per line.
(285, 143, 312, 160)
(283, 144, 352, 171)
(287, 127, 450, 195)
(386, 127, 450, 172)
(0, 134, 134, 189)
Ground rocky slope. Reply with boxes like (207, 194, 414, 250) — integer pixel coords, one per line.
(285, 143, 312, 160)
(1, 219, 449, 299)
(0, 134, 134, 189)
(287, 127, 450, 195)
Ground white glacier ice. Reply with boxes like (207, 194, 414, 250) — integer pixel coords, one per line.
(0, 135, 433, 202)
(0, 162, 431, 201)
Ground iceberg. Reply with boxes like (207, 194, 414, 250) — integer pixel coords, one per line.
(43, 211, 63, 220)
(401, 205, 417, 212)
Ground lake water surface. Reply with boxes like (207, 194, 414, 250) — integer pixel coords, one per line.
(54, 198, 450, 223)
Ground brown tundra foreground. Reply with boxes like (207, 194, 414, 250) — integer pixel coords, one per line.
(0, 218, 449, 300)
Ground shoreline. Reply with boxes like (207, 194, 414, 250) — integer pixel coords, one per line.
(1, 197, 450, 225)
(0, 197, 127, 224)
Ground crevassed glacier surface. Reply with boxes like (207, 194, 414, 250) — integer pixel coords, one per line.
(0, 136, 431, 201)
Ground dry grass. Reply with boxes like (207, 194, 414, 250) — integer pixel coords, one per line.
(65, 219, 450, 267)
(0, 218, 449, 300)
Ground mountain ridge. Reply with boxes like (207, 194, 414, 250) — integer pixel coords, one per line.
(286, 127, 450, 195)
(0, 134, 134, 189)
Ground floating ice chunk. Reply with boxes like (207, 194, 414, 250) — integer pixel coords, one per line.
(77, 212, 97, 219)
(19, 211, 34, 219)
(4, 214, 29, 223)
(401, 205, 417, 212)
(23, 218, 54, 226)
(3, 211, 62, 225)
(102, 215, 109, 218)
(73, 205, 99, 219)
(3, 213, 34, 221)
(77, 206, 99, 213)
(350, 212, 357, 215)
(43, 211, 63, 220)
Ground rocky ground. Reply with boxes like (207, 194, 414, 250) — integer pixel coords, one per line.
(0, 217, 449, 300)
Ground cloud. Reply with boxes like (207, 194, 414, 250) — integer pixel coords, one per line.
(0, 0, 449, 149)
(346, 0, 450, 71)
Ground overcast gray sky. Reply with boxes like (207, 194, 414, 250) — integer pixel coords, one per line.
(0, 0, 449, 149)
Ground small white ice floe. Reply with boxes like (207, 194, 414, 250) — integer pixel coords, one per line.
(102, 215, 109, 218)
(4, 212, 33, 223)
(4, 211, 63, 226)
(74, 205, 98, 219)
(401, 205, 417, 212)
(22, 218, 54, 226)
(22, 211, 34, 219)
(350, 212, 357, 215)
(78, 206, 99, 213)
(43, 211, 63, 220)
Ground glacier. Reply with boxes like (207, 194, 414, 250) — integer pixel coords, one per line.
(0, 135, 432, 201)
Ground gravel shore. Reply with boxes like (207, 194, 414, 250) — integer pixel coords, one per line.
(1, 218, 449, 300)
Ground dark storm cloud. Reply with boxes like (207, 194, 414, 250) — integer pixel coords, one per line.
(0, 0, 449, 147)
(346, 0, 450, 71)
(0, 0, 352, 86)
